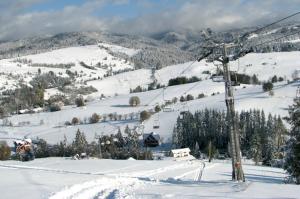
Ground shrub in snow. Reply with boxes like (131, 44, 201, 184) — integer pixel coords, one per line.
(252, 74, 260, 84)
(0, 107, 6, 119)
(130, 85, 143, 93)
(186, 94, 194, 101)
(49, 102, 63, 112)
(89, 113, 101, 124)
(48, 94, 70, 106)
(292, 70, 300, 81)
(140, 110, 151, 122)
(75, 96, 85, 107)
(0, 141, 11, 160)
(65, 121, 72, 126)
(271, 75, 278, 83)
(154, 105, 161, 112)
(198, 93, 205, 99)
(180, 96, 186, 102)
(30, 72, 71, 89)
(129, 96, 140, 107)
(262, 82, 273, 92)
(72, 117, 80, 125)
(278, 77, 284, 82)
(172, 97, 178, 104)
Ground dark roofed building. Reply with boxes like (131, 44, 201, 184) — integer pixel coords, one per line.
(143, 132, 160, 147)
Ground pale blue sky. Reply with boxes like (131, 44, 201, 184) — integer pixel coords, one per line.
(1, 0, 300, 41)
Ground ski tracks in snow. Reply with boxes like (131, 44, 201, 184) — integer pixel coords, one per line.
(49, 177, 142, 199)
(1, 160, 218, 198)
(49, 160, 210, 199)
(173, 161, 206, 181)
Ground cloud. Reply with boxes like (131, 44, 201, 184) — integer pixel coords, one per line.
(1, 0, 300, 41)
(109, 0, 300, 35)
(0, 0, 119, 41)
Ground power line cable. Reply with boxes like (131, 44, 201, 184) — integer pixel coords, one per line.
(240, 11, 300, 41)
(179, 60, 197, 76)
(144, 60, 200, 106)
(182, 80, 203, 96)
(145, 12, 300, 107)
(250, 29, 300, 48)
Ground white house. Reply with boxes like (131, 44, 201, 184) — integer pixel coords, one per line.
(171, 148, 191, 158)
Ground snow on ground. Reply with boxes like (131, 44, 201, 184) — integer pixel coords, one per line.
(0, 44, 135, 92)
(98, 43, 140, 57)
(229, 51, 300, 81)
(86, 51, 300, 96)
(1, 49, 299, 147)
(1, 80, 298, 145)
(87, 69, 152, 96)
(143, 81, 298, 143)
(0, 45, 299, 97)
(1, 48, 300, 198)
(0, 157, 299, 199)
(44, 88, 64, 100)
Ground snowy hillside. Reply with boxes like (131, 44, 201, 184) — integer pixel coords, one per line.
(1, 79, 298, 145)
(87, 51, 300, 96)
(230, 51, 300, 81)
(1, 42, 299, 97)
(0, 44, 137, 93)
(0, 157, 299, 199)
(1, 3, 300, 198)
(1, 47, 299, 147)
(0, 33, 300, 199)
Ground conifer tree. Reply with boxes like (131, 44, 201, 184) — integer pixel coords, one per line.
(251, 131, 262, 165)
(116, 128, 125, 147)
(72, 129, 88, 154)
(274, 116, 287, 158)
(263, 114, 275, 165)
(284, 96, 300, 184)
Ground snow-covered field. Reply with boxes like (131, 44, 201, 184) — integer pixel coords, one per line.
(1, 42, 299, 97)
(1, 44, 300, 199)
(86, 51, 300, 96)
(0, 44, 136, 92)
(1, 80, 298, 145)
(0, 157, 299, 199)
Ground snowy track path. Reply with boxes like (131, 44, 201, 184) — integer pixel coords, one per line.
(0, 163, 105, 176)
(48, 160, 209, 199)
(2, 158, 289, 199)
(0, 161, 147, 176)
(0, 160, 215, 199)
(49, 177, 142, 199)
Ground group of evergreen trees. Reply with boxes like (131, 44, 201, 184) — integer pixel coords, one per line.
(168, 76, 202, 86)
(34, 126, 152, 160)
(172, 109, 287, 165)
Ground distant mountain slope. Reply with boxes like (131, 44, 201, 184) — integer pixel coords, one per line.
(1, 22, 299, 70)
(0, 31, 194, 69)
(0, 44, 136, 93)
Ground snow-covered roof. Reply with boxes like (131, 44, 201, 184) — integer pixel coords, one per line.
(143, 132, 160, 141)
(171, 148, 191, 154)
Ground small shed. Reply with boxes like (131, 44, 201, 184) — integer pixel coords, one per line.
(171, 148, 191, 158)
(143, 132, 160, 147)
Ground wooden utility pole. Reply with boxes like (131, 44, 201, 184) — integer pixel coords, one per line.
(95, 134, 102, 159)
(222, 44, 245, 181)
